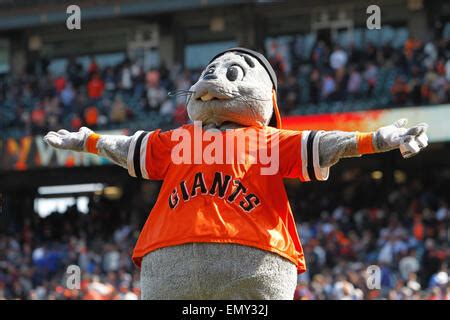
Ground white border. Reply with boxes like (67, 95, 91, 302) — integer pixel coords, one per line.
(312, 130, 330, 181)
(127, 130, 144, 177)
(140, 132, 152, 179)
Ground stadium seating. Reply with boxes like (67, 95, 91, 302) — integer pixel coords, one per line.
(1, 35, 449, 139)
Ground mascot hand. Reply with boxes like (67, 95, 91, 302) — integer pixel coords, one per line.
(44, 127, 95, 152)
(374, 118, 429, 158)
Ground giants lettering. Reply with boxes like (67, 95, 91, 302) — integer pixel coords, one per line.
(168, 171, 261, 213)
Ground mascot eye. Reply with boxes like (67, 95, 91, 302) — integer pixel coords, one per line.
(205, 66, 215, 74)
(226, 65, 244, 82)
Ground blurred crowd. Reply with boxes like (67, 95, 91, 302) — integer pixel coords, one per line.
(0, 169, 448, 300)
(1, 33, 450, 138)
(0, 57, 194, 137)
(287, 169, 449, 300)
(0, 193, 145, 300)
(270, 35, 450, 114)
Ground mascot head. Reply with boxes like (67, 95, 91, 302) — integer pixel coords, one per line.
(187, 47, 281, 128)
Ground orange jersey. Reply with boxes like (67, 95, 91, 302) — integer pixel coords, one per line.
(127, 124, 329, 273)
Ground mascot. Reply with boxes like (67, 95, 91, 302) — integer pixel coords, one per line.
(44, 48, 429, 299)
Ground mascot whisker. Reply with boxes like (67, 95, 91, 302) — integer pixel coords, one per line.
(44, 47, 429, 299)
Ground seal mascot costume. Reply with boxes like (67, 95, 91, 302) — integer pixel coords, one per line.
(44, 48, 429, 299)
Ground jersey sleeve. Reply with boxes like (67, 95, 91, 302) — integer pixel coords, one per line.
(126, 129, 173, 180)
(279, 129, 330, 181)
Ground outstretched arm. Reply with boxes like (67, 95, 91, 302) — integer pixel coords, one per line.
(44, 127, 132, 169)
(318, 119, 429, 168)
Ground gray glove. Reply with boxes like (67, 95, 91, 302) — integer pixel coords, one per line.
(374, 118, 429, 158)
(44, 127, 94, 152)
(44, 127, 132, 169)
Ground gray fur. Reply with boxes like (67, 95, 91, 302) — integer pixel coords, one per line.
(318, 131, 360, 168)
(140, 243, 297, 300)
(317, 128, 410, 167)
(96, 135, 131, 169)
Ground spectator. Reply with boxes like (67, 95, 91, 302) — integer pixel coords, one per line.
(146, 70, 167, 112)
(409, 68, 423, 105)
(70, 114, 82, 131)
(104, 67, 117, 92)
(280, 74, 300, 114)
(311, 40, 328, 68)
(268, 50, 287, 81)
(322, 74, 336, 102)
(119, 61, 133, 95)
(54, 76, 66, 94)
(364, 63, 378, 97)
(30, 104, 46, 134)
(84, 105, 99, 128)
(399, 250, 420, 280)
(60, 82, 76, 112)
(103, 245, 120, 272)
(159, 99, 175, 117)
(87, 73, 105, 101)
(173, 103, 188, 126)
(445, 58, 450, 82)
(88, 56, 99, 77)
(110, 96, 128, 124)
(66, 56, 83, 88)
(391, 76, 410, 105)
(131, 60, 145, 98)
(423, 41, 438, 70)
(347, 67, 362, 98)
(330, 45, 348, 70)
(429, 71, 447, 104)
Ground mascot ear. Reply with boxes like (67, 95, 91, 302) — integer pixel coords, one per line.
(269, 89, 282, 129)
